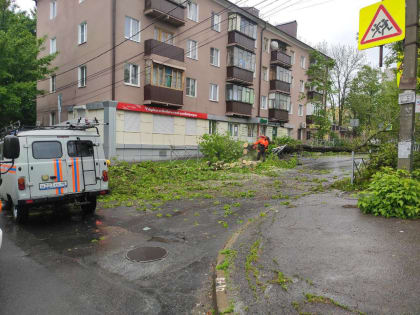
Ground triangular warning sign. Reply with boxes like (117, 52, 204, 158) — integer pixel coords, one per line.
(360, 4, 402, 45)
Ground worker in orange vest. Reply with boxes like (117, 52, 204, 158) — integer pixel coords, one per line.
(253, 135, 269, 162)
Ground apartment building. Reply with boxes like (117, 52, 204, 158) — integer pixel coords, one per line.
(36, 0, 325, 160)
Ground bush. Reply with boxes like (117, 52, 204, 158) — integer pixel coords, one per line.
(358, 167, 420, 219)
(199, 133, 243, 163)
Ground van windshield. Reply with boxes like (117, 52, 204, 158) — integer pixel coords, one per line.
(67, 141, 94, 157)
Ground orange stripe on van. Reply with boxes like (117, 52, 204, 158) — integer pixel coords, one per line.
(54, 160, 59, 195)
(75, 158, 80, 192)
(58, 159, 63, 194)
(71, 159, 76, 193)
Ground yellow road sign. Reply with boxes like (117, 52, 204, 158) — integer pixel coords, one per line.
(358, 0, 405, 50)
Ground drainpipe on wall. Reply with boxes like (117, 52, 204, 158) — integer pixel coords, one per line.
(111, 0, 116, 100)
(257, 22, 267, 135)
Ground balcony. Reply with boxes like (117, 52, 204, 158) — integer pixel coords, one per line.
(226, 101, 252, 117)
(227, 31, 255, 52)
(306, 115, 315, 124)
(271, 50, 292, 68)
(144, 39, 184, 62)
(269, 80, 290, 94)
(268, 108, 289, 122)
(307, 90, 323, 102)
(144, 0, 185, 27)
(144, 84, 183, 108)
(227, 66, 254, 86)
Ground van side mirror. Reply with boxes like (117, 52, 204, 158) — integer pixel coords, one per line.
(3, 135, 20, 159)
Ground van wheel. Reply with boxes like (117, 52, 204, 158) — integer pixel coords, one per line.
(81, 196, 97, 215)
(13, 204, 28, 224)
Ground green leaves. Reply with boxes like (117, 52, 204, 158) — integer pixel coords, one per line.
(358, 167, 420, 219)
(0, 2, 56, 128)
(199, 133, 244, 164)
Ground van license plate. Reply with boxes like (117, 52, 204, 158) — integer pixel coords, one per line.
(39, 181, 68, 190)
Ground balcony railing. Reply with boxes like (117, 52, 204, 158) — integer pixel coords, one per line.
(307, 90, 323, 102)
(144, 85, 183, 107)
(226, 101, 252, 117)
(144, 39, 184, 62)
(269, 80, 291, 94)
(270, 50, 292, 68)
(268, 108, 289, 122)
(306, 115, 315, 124)
(227, 31, 255, 52)
(227, 66, 254, 86)
(144, 0, 185, 27)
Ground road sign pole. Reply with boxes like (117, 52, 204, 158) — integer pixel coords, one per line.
(398, 0, 418, 171)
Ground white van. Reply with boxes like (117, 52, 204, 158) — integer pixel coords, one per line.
(0, 122, 109, 223)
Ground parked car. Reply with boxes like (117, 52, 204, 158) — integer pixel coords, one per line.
(0, 120, 109, 223)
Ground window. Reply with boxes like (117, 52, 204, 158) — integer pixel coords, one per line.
(50, 75, 56, 93)
(78, 22, 87, 44)
(271, 66, 291, 83)
(272, 127, 277, 138)
(187, 2, 198, 22)
(209, 120, 217, 134)
(290, 50, 295, 65)
(300, 80, 305, 93)
(298, 104, 304, 116)
(261, 125, 267, 136)
(185, 119, 197, 136)
(78, 65, 87, 87)
(228, 13, 257, 39)
(247, 124, 255, 137)
(226, 84, 255, 105)
(125, 16, 140, 42)
(209, 84, 219, 102)
(32, 141, 62, 159)
(263, 67, 268, 81)
(153, 115, 174, 134)
(124, 111, 140, 132)
(124, 63, 139, 86)
(210, 47, 220, 66)
(288, 103, 293, 114)
(154, 27, 174, 44)
(228, 123, 239, 137)
(211, 12, 221, 32)
(50, 0, 57, 19)
(50, 112, 56, 125)
(263, 38, 269, 52)
(268, 92, 291, 110)
(261, 96, 267, 110)
(300, 56, 306, 69)
(187, 40, 198, 60)
(146, 60, 183, 90)
(227, 46, 256, 73)
(67, 141, 94, 157)
(79, 0, 85, 3)
(186, 78, 197, 97)
(50, 37, 56, 54)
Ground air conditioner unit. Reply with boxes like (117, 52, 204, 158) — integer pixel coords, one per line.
(300, 122, 307, 129)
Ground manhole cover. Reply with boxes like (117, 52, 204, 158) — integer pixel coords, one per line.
(126, 246, 168, 263)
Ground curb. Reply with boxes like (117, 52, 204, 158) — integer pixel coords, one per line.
(214, 220, 253, 314)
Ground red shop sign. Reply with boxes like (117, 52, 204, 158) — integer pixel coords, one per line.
(117, 103, 208, 120)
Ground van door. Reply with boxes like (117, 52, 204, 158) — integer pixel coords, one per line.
(66, 139, 98, 193)
(27, 139, 69, 199)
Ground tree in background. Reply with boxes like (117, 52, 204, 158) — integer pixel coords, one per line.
(329, 44, 366, 126)
(0, 0, 55, 129)
(346, 65, 399, 141)
(306, 50, 335, 140)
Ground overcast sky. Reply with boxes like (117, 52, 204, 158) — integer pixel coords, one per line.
(14, 0, 385, 66)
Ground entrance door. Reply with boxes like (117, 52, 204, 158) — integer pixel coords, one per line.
(27, 139, 69, 198)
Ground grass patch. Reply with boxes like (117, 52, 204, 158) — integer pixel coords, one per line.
(216, 249, 237, 279)
(245, 239, 263, 293)
(269, 271, 292, 291)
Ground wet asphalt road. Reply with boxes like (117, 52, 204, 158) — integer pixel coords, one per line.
(0, 156, 370, 315)
(229, 158, 420, 314)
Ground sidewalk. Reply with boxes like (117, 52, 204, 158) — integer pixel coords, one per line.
(224, 191, 420, 314)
